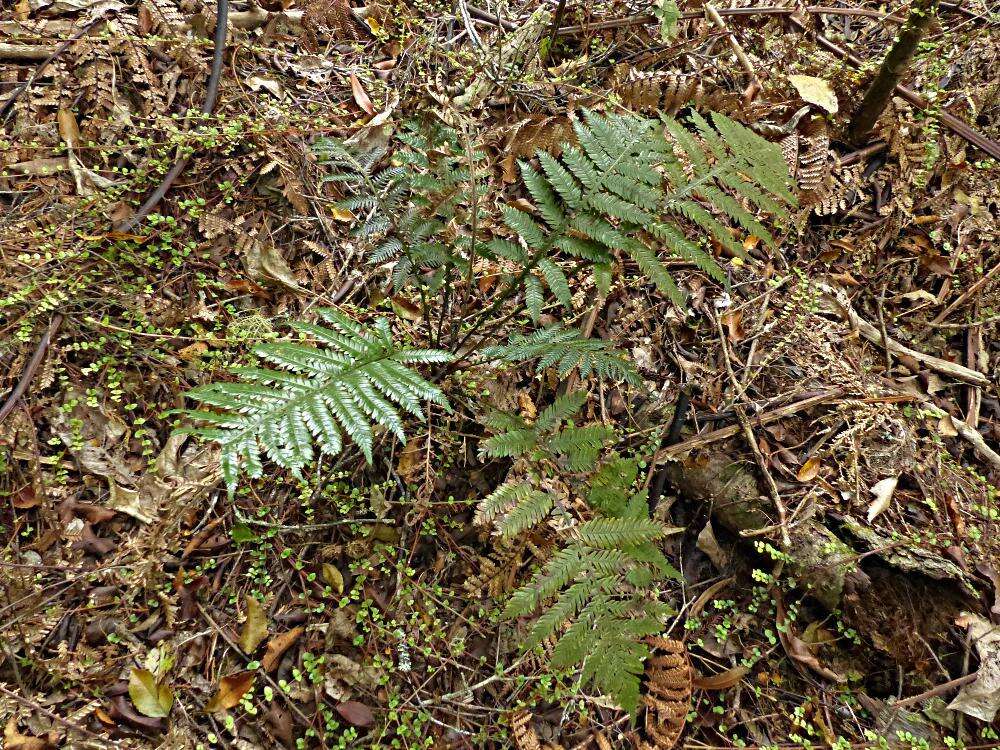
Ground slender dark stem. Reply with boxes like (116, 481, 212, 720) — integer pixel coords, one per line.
(116, 0, 229, 232)
(0, 313, 63, 426)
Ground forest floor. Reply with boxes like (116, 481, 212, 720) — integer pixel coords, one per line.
(1, 0, 1000, 748)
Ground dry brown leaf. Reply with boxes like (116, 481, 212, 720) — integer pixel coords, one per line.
(3, 719, 56, 750)
(350, 73, 376, 115)
(177, 341, 209, 361)
(206, 671, 255, 713)
(692, 664, 749, 690)
(263, 626, 303, 672)
(239, 596, 268, 653)
(775, 594, 843, 682)
(796, 456, 821, 482)
(335, 700, 375, 727)
(13, 485, 40, 509)
(396, 438, 423, 482)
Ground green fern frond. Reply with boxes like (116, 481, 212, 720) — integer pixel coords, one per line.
(178, 310, 451, 493)
(479, 427, 538, 459)
(480, 325, 641, 385)
(570, 517, 666, 548)
(497, 488, 554, 538)
(588, 456, 639, 516)
(546, 424, 615, 471)
(535, 390, 588, 432)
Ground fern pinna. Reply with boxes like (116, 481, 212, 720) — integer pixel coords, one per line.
(178, 309, 451, 492)
(476, 392, 681, 714)
(488, 109, 795, 317)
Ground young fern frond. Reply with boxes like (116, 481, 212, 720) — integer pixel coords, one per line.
(178, 309, 452, 493)
(480, 325, 641, 385)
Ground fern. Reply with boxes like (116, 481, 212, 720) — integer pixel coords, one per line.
(314, 120, 485, 294)
(178, 309, 452, 493)
(479, 391, 614, 473)
(479, 434, 682, 713)
(488, 108, 794, 315)
(481, 324, 640, 385)
(502, 493, 679, 714)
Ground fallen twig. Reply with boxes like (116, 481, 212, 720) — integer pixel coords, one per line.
(0, 313, 63, 426)
(930, 259, 1000, 325)
(892, 672, 979, 708)
(818, 283, 990, 387)
(651, 389, 846, 463)
(704, 3, 762, 94)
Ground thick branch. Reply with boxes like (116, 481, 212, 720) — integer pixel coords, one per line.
(847, 0, 940, 143)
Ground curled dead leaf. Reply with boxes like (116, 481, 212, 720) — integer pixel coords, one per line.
(3, 718, 57, 750)
(239, 596, 269, 653)
(867, 477, 898, 522)
(775, 594, 843, 683)
(692, 664, 749, 690)
(796, 456, 821, 482)
(206, 671, 255, 713)
(263, 626, 303, 672)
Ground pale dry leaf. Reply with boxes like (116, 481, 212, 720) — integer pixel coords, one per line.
(692, 664, 749, 690)
(796, 456, 821, 482)
(239, 596, 268, 653)
(867, 477, 898, 522)
(948, 613, 1000, 721)
(788, 75, 838, 114)
(350, 73, 376, 115)
(129, 667, 174, 718)
(263, 626, 304, 672)
(3, 718, 56, 750)
(321, 562, 344, 595)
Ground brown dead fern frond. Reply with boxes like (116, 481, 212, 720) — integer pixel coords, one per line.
(610, 67, 739, 117)
(635, 637, 691, 750)
(512, 710, 543, 750)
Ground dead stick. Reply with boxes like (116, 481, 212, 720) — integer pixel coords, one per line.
(930, 259, 1000, 325)
(705, 3, 762, 91)
(553, 5, 913, 36)
(716, 312, 790, 547)
(892, 672, 978, 708)
(819, 283, 990, 387)
(0, 313, 63, 426)
(116, 0, 228, 232)
(652, 389, 845, 464)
